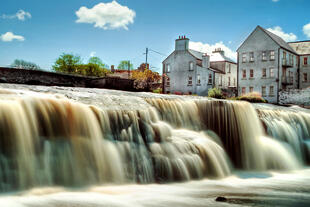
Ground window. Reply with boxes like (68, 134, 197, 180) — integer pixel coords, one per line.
(250, 87, 254, 93)
(304, 57, 308, 66)
(166, 64, 171, 73)
(249, 52, 254, 62)
(188, 76, 192, 86)
(289, 54, 293, 65)
(242, 87, 246, 95)
(219, 75, 222, 86)
(242, 69, 246, 79)
(166, 77, 170, 86)
(242, 53, 247, 63)
(283, 51, 287, 61)
(233, 78, 236, 86)
(262, 68, 266, 78)
(270, 68, 275, 78)
(228, 77, 231, 86)
(262, 51, 267, 61)
(269, 86, 274, 96)
(270, 50, 275, 60)
(262, 86, 266, 97)
(289, 71, 293, 83)
(197, 75, 201, 85)
(303, 73, 308, 82)
(208, 74, 212, 84)
(250, 69, 254, 78)
(228, 64, 231, 73)
(189, 62, 194, 71)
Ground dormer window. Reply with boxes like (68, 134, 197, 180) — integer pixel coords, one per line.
(189, 62, 194, 71)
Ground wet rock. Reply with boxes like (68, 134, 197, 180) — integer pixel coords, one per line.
(215, 196, 227, 202)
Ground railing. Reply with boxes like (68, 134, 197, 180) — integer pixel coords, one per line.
(282, 59, 293, 67)
(281, 76, 293, 85)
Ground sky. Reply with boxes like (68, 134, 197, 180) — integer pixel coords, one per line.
(0, 0, 310, 73)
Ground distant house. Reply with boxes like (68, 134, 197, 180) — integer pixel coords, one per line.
(237, 25, 300, 103)
(108, 63, 150, 79)
(162, 36, 233, 96)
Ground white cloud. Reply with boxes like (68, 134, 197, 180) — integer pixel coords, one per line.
(189, 41, 237, 61)
(303, 23, 310, 39)
(267, 26, 297, 42)
(1, 10, 31, 21)
(90, 51, 96, 57)
(272, 0, 280, 2)
(75, 1, 136, 30)
(0, 32, 25, 42)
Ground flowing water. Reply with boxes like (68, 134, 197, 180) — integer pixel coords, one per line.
(0, 84, 309, 207)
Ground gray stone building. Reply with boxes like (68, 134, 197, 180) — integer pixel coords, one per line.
(237, 26, 300, 103)
(162, 36, 218, 95)
(162, 36, 237, 96)
(288, 41, 310, 89)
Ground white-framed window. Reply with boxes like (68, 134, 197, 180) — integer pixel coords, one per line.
(262, 51, 267, 61)
(250, 87, 254, 93)
(233, 78, 236, 86)
(303, 73, 308, 82)
(166, 64, 171, 73)
(208, 74, 212, 84)
(197, 74, 201, 85)
(189, 62, 194, 71)
(188, 76, 192, 85)
(250, 69, 254, 78)
(262, 86, 266, 97)
(242, 87, 246, 95)
(249, 52, 254, 62)
(219, 75, 222, 86)
(270, 50, 275, 60)
(269, 86, 274, 96)
(228, 77, 231, 86)
(242, 69, 246, 79)
(270, 68, 275, 78)
(228, 64, 231, 73)
(242, 53, 247, 63)
(262, 68, 266, 78)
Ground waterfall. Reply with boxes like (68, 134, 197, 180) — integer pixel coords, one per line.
(0, 94, 306, 192)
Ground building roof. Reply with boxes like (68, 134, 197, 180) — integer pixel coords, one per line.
(188, 49, 236, 63)
(288, 41, 310, 55)
(260, 26, 297, 54)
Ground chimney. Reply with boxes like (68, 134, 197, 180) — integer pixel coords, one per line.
(202, 53, 210, 68)
(175, 35, 189, 51)
(212, 48, 225, 55)
(111, 65, 115, 73)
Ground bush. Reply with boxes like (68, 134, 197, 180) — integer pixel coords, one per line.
(152, 88, 162, 93)
(235, 92, 267, 103)
(208, 88, 224, 99)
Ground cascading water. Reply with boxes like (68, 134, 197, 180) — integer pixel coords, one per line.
(0, 88, 305, 193)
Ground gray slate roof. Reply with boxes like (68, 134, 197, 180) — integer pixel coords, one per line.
(288, 41, 310, 55)
(259, 26, 297, 54)
(188, 49, 236, 63)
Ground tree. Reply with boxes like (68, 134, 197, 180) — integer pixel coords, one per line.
(132, 69, 161, 90)
(88, 57, 109, 68)
(117, 60, 133, 70)
(52, 53, 82, 73)
(11, 59, 40, 70)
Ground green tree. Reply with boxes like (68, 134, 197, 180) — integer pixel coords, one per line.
(11, 59, 40, 70)
(52, 53, 82, 73)
(117, 60, 133, 70)
(88, 56, 108, 68)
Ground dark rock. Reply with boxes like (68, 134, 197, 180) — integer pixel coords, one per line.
(215, 196, 227, 202)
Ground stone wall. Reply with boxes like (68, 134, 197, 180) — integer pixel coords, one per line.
(279, 88, 310, 106)
(0, 67, 136, 91)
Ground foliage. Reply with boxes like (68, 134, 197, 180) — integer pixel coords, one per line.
(53, 53, 82, 73)
(88, 57, 109, 68)
(208, 88, 224, 99)
(234, 92, 267, 103)
(152, 88, 162, 93)
(132, 69, 161, 90)
(11, 59, 40, 70)
(52, 53, 111, 77)
(117, 60, 133, 70)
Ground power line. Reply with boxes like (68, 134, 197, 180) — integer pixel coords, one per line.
(148, 48, 167, 57)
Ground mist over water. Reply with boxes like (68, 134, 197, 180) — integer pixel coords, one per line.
(0, 84, 309, 206)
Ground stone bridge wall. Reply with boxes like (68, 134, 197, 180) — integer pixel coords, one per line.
(279, 88, 310, 106)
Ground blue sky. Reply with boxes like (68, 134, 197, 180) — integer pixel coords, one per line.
(0, 0, 310, 72)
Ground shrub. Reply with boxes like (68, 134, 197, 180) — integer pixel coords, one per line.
(152, 88, 162, 93)
(235, 92, 267, 103)
(208, 88, 224, 99)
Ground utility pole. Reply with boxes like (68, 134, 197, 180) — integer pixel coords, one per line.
(145, 47, 148, 69)
(128, 60, 130, 78)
